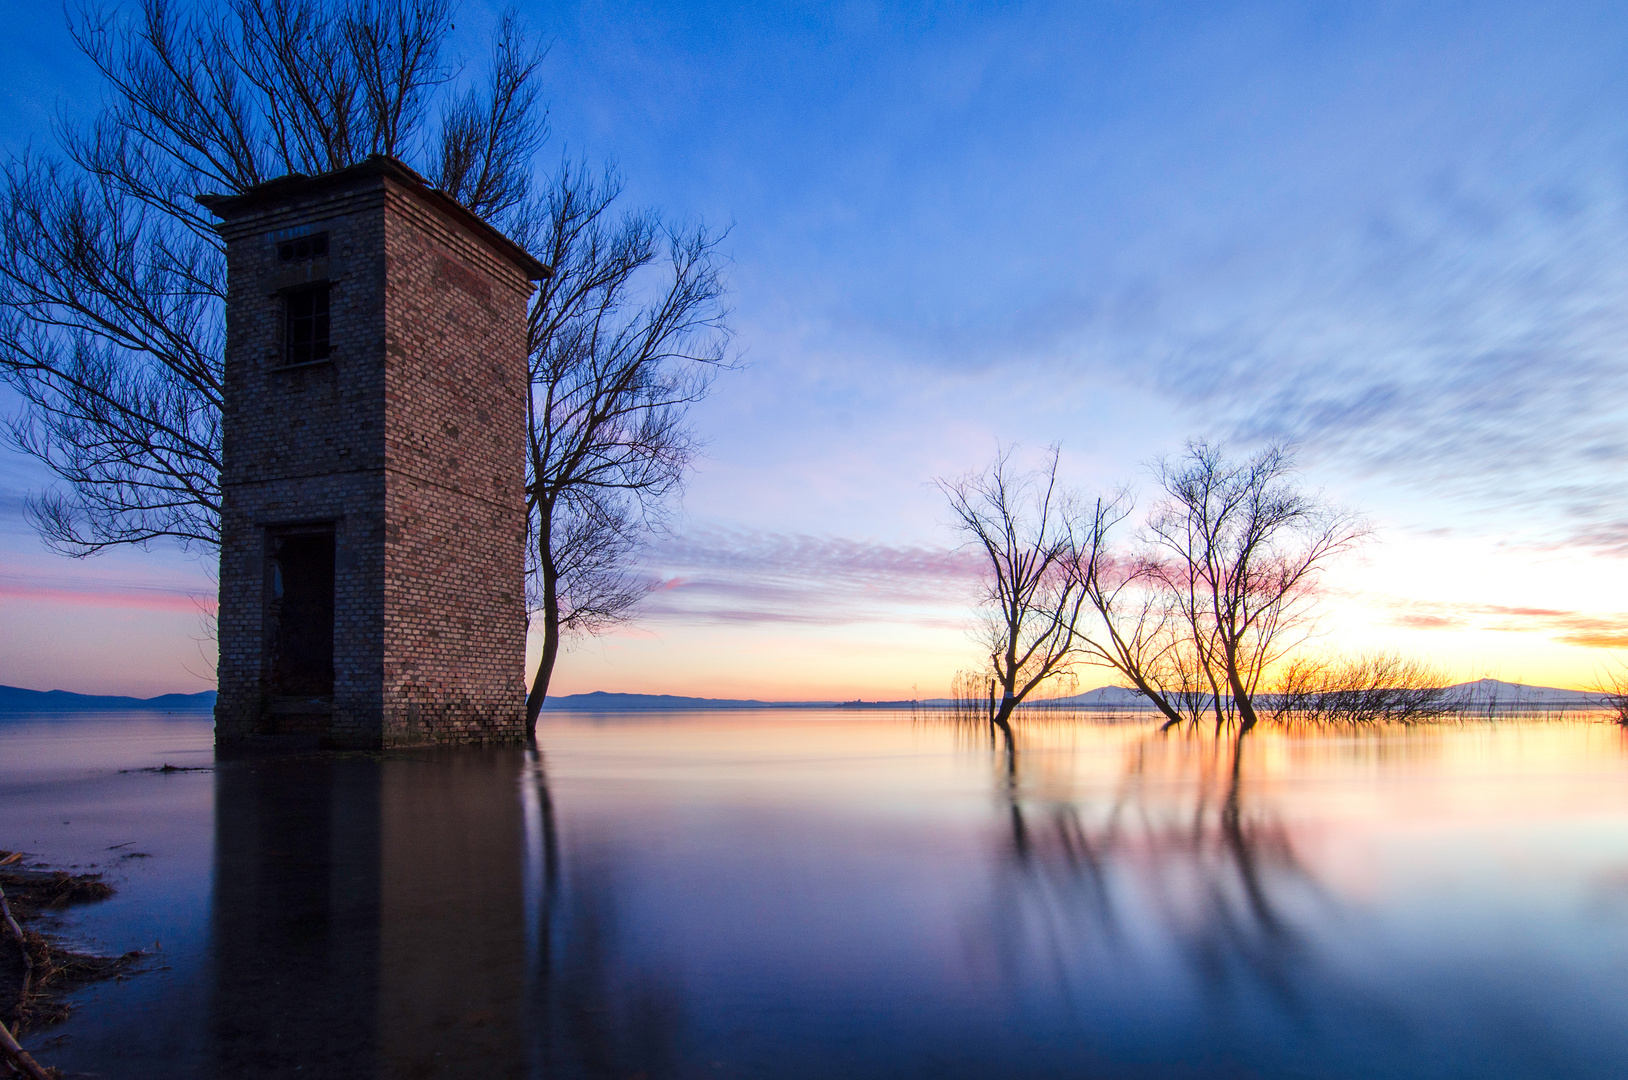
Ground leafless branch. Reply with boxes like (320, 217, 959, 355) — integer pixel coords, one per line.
(522, 161, 733, 727)
(1141, 441, 1369, 733)
(1590, 655, 1628, 726)
(938, 445, 1103, 732)
(1268, 651, 1464, 726)
(2, 0, 547, 556)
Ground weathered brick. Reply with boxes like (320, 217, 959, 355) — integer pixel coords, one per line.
(205, 156, 543, 748)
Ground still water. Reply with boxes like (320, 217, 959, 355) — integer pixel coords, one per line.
(4, 710, 1628, 1078)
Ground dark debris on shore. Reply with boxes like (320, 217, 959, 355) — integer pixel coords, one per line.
(1, 852, 142, 1038)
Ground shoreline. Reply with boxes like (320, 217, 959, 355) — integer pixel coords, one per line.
(0, 852, 142, 1074)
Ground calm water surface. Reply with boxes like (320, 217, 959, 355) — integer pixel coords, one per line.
(4, 710, 1628, 1078)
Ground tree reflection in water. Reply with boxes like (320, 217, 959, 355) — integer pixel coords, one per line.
(982, 722, 1361, 1032)
(522, 746, 683, 1080)
(68, 714, 1628, 1076)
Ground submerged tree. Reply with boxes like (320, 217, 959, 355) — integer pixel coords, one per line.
(0, 0, 547, 553)
(938, 446, 1108, 732)
(1068, 495, 1194, 728)
(943, 441, 1367, 736)
(521, 162, 731, 729)
(1141, 442, 1368, 733)
(1268, 651, 1462, 726)
(1589, 656, 1628, 726)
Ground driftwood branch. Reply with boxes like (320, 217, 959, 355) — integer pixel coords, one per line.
(0, 875, 47, 1079)
(0, 1014, 51, 1080)
(0, 881, 28, 1000)
(0, 853, 130, 1076)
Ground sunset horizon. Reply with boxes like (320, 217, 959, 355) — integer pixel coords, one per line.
(5, 4, 1628, 1078)
(4, 1, 1625, 701)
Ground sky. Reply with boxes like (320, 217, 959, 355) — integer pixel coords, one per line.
(2, 0, 1626, 698)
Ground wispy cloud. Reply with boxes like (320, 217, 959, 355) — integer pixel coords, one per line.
(1122, 168, 1628, 550)
(0, 569, 215, 613)
(641, 526, 982, 627)
(1378, 597, 1628, 648)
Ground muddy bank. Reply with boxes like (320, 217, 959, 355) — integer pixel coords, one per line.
(1, 851, 142, 1044)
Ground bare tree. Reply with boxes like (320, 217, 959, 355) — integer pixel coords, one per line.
(0, 0, 547, 555)
(938, 446, 1105, 733)
(1268, 651, 1464, 726)
(942, 441, 1367, 737)
(1590, 657, 1628, 726)
(1068, 496, 1194, 728)
(1142, 441, 1368, 733)
(2, 2, 726, 723)
(521, 163, 731, 730)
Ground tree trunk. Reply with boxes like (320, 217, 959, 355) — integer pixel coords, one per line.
(1206, 658, 1229, 735)
(524, 553, 561, 738)
(992, 690, 1017, 733)
(1226, 646, 1260, 734)
(0, 1017, 51, 1080)
(1120, 676, 1184, 731)
(1231, 689, 1259, 733)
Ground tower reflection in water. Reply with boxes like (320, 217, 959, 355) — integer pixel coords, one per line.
(200, 717, 1574, 1078)
(209, 747, 678, 1079)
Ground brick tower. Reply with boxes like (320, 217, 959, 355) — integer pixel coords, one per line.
(203, 156, 546, 748)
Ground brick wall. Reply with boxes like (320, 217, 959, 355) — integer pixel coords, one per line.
(211, 159, 533, 748)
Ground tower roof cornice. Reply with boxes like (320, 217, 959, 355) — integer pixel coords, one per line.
(198, 154, 550, 281)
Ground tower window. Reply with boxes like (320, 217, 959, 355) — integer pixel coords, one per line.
(278, 232, 329, 261)
(285, 285, 331, 365)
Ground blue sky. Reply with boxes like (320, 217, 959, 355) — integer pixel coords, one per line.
(2, 0, 1626, 697)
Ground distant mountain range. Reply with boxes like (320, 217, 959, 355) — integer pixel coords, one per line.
(1441, 678, 1599, 706)
(1025, 678, 1601, 710)
(544, 679, 1604, 712)
(538, 686, 1161, 711)
(1027, 686, 1155, 708)
(0, 677, 1601, 716)
(0, 685, 217, 714)
(541, 691, 857, 711)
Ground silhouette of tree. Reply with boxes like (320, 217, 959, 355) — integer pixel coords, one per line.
(0, 0, 544, 552)
(1, 2, 730, 717)
(1070, 493, 1195, 727)
(944, 441, 1366, 734)
(519, 162, 730, 730)
(1589, 656, 1628, 726)
(1142, 441, 1368, 733)
(939, 446, 1111, 733)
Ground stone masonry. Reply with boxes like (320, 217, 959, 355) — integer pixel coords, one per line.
(205, 156, 546, 748)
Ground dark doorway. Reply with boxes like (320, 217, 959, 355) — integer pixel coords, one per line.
(266, 527, 336, 696)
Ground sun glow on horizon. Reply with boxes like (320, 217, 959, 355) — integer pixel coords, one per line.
(3, 2, 1627, 701)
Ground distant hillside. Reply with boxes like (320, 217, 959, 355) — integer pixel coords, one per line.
(1032, 686, 1158, 708)
(1035, 678, 1600, 711)
(540, 680, 1602, 714)
(1447, 678, 1599, 707)
(542, 688, 1155, 711)
(540, 691, 839, 711)
(0, 685, 217, 714)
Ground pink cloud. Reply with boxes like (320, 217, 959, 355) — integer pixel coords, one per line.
(1381, 597, 1628, 647)
(1392, 613, 1463, 630)
(0, 573, 214, 614)
(640, 527, 985, 627)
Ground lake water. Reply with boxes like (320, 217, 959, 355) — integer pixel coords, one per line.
(4, 710, 1628, 1078)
